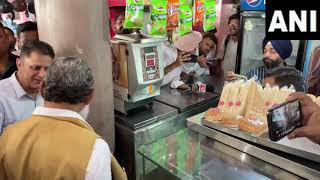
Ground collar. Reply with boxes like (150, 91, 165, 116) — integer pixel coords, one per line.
(9, 72, 29, 98)
(32, 106, 92, 129)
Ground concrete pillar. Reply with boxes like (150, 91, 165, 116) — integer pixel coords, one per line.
(34, 0, 115, 150)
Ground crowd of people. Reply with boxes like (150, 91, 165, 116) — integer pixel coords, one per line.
(0, 11, 319, 179)
(0, 22, 127, 179)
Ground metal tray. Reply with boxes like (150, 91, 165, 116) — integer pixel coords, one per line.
(201, 118, 320, 164)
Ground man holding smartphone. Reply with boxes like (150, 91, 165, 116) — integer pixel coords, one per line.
(161, 31, 203, 89)
(287, 93, 320, 145)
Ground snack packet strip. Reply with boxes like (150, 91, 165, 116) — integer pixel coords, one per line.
(124, 0, 145, 29)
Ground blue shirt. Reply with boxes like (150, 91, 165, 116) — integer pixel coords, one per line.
(0, 73, 43, 133)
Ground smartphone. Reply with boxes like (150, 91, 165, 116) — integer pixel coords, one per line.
(189, 55, 198, 63)
(267, 100, 302, 141)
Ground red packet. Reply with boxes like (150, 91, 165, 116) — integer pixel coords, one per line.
(193, 0, 205, 32)
(167, 0, 180, 30)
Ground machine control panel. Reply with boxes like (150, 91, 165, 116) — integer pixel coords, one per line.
(140, 46, 160, 82)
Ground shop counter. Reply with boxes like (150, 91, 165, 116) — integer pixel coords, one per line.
(138, 128, 306, 180)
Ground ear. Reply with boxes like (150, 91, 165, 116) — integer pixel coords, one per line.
(83, 89, 95, 105)
(16, 57, 22, 70)
(40, 80, 45, 97)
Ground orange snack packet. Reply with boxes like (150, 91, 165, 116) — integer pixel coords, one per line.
(167, 0, 180, 30)
(193, 0, 205, 31)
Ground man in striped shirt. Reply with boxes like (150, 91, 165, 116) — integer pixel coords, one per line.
(246, 39, 294, 84)
(227, 39, 305, 90)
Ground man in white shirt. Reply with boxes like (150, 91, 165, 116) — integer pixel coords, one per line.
(0, 56, 112, 180)
(217, 13, 240, 73)
(0, 40, 54, 133)
(162, 31, 209, 89)
(0, 40, 90, 133)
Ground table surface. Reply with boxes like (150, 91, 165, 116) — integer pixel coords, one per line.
(138, 128, 301, 180)
(155, 85, 220, 113)
(115, 101, 178, 129)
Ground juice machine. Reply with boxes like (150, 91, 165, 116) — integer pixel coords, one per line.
(111, 33, 166, 114)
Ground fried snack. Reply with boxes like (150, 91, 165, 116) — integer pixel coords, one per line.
(204, 107, 222, 122)
(221, 111, 241, 128)
(150, 0, 168, 36)
(239, 116, 268, 136)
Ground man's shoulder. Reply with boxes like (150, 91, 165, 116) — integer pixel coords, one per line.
(0, 77, 13, 91)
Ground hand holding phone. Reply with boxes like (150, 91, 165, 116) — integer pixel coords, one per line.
(267, 100, 302, 141)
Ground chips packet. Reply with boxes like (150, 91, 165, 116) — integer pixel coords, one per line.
(167, 0, 180, 30)
(193, 0, 205, 31)
(150, 0, 168, 36)
(179, 4, 193, 36)
(124, 0, 144, 29)
(203, 0, 216, 32)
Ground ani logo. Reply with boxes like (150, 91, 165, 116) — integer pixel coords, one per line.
(246, 0, 262, 7)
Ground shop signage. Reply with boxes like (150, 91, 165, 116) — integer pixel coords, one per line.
(266, 0, 320, 39)
(240, 0, 265, 11)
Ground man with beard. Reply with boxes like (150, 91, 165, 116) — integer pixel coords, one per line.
(245, 39, 299, 85)
(218, 13, 240, 73)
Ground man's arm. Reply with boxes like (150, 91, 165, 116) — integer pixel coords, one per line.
(85, 138, 112, 180)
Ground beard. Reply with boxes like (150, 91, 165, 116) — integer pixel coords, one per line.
(263, 58, 283, 69)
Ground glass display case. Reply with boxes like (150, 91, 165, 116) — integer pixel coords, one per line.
(138, 128, 303, 180)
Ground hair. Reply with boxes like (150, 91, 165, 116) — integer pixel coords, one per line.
(16, 21, 38, 37)
(3, 26, 14, 36)
(265, 67, 304, 92)
(20, 40, 55, 59)
(43, 56, 94, 104)
(202, 32, 218, 46)
(228, 13, 240, 24)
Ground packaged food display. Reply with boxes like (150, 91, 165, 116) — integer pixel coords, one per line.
(193, 0, 205, 31)
(179, 4, 193, 35)
(150, 0, 168, 36)
(203, 0, 216, 32)
(204, 107, 222, 122)
(167, 0, 180, 30)
(124, 0, 144, 29)
(239, 116, 268, 136)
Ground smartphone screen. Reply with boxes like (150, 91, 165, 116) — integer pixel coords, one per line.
(267, 100, 301, 141)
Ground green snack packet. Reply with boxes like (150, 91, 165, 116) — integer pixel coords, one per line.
(124, 0, 144, 29)
(150, 0, 168, 37)
(179, 0, 192, 5)
(204, 0, 216, 32)
(179, 4, 193, 36)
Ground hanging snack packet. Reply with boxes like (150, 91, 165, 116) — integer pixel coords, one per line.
(179, 4, 193, 36)
(203, 0, 216, 32)
(193, 0, 205, 31)
(167, 0, 180, 30)
(124, 0, 144, 29)
(150, 0, 168, 36)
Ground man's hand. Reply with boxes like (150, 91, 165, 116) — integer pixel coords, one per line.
(197, 55, 208, 68)
(287, 92, 320, 144)
(225, 71, 237, 81)
(174, 52, 190, 67)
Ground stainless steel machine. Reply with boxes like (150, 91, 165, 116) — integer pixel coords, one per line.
(111, 34, 167, 114)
